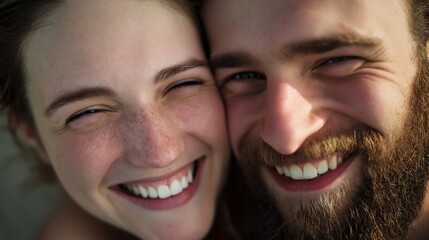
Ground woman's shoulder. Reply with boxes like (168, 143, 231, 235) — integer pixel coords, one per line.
(35, 197, 136, 240)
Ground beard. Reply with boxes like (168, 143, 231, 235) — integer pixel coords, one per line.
(235, 52, 429, 240)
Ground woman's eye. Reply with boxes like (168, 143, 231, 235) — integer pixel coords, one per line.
(66, 108, 106, 124)
(222, 71, 266, 97)
(164, 79, 204, 95)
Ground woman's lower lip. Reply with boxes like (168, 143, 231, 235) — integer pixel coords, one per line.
(113, 158, 204, 211)
(266, 153, 358, 193)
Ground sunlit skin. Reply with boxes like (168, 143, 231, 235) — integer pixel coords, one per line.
(202, 0, 429, 235)
(22, 0, 229, 239)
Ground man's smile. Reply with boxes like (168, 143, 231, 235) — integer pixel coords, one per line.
(272, 153, 346, 180)
(264, 152, 361, 193)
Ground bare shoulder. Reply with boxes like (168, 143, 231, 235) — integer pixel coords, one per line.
(35, 197, 136, 240)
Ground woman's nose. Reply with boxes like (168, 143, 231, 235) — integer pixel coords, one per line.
(124, 109, 184, 168)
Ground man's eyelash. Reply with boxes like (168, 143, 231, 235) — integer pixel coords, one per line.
(310, 56, 360, 70)
(322, 56, 360, 65)
(231, 72, 265, 79)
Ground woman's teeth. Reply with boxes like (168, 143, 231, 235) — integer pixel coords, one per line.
(274, 154, 344, 180)
(123, 168, 194, 199)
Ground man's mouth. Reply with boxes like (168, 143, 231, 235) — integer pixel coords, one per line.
(272, 153, 345, 180)
(265, 152, 359, 192)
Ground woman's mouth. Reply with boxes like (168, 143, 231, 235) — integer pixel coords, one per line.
(119, 161, 198, 199)
(112, 157, 204, 211)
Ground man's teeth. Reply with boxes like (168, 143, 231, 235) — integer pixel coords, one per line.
(124, 170, 194, 199)
(275, 155, 343, 180)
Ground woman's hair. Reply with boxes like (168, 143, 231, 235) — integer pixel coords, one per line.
(0, 0, 199, 181)
(0, 0, 198, 133)
(0, 0, 61, 134)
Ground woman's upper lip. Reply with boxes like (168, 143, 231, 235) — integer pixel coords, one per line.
(109, 156, 204, 187)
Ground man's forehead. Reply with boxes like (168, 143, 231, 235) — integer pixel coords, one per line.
(203, 0, 365, 37)
(202, 0, 416, 79)
(202, 0, 405, 22)
(202, 0, 409, 52)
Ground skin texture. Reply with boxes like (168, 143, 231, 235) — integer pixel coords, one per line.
(36, 198, 137, 240)
(22, 0, 229, 239)
(203, 0, 429, 239)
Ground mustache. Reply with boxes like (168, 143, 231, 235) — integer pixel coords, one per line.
(238, 128, 384, 167)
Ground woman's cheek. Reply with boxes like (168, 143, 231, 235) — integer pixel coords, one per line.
(49, 126, 122, 188)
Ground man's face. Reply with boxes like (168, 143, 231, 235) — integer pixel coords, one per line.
(204, 0, 429, 238)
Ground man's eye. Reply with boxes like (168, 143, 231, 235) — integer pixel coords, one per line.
(66, 108, 106, 124)
(324, 56, 350, 65)
(229, 72, 265, 80)
(312, 56, 365, 77)
(316, 56, 360, 66)
(222, 71, 266, 97)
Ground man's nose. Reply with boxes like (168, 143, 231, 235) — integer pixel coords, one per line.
(125, 110, 184, 168)
(260, 81, 326, 155)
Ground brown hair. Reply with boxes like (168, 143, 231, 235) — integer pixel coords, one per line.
(0, 0, 200, 181)
(0, 0, 198, 132)
(0, 0, 62, 133)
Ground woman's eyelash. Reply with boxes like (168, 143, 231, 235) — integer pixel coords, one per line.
(66, 108, 105, 124)
(164, 79, 203, 95)
(173, 80, 202, 88)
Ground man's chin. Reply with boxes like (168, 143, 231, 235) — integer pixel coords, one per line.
(261, 166, 363, 236)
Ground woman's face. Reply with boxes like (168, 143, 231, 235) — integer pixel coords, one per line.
(23, 0, 229, 239)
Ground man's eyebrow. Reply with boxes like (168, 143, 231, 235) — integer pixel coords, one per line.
(282, 34, 382, 59)
(154, 58, 209, 84)
(210, 34, 381, 69)
(45, 87, 115, 117)
(210, 51, 262, 69)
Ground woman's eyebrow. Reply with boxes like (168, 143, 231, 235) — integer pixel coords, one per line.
(153, 58, 209, 84)
(44, 59, 208, 117)
(45, 87, 115, 117)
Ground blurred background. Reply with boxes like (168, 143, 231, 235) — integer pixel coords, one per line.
(0, 113, 64, 240)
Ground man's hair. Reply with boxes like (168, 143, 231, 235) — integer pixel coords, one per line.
(0, 0, 199, 181)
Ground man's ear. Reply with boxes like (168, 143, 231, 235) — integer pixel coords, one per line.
(11, 114, 50, 164)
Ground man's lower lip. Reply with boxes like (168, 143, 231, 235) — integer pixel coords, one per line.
(113, 159, 204, 211)
(266, 153, 358, 192)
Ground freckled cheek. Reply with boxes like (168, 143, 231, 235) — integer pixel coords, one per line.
(175, 96, 228, 145)
(47, 129, 122, 191)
